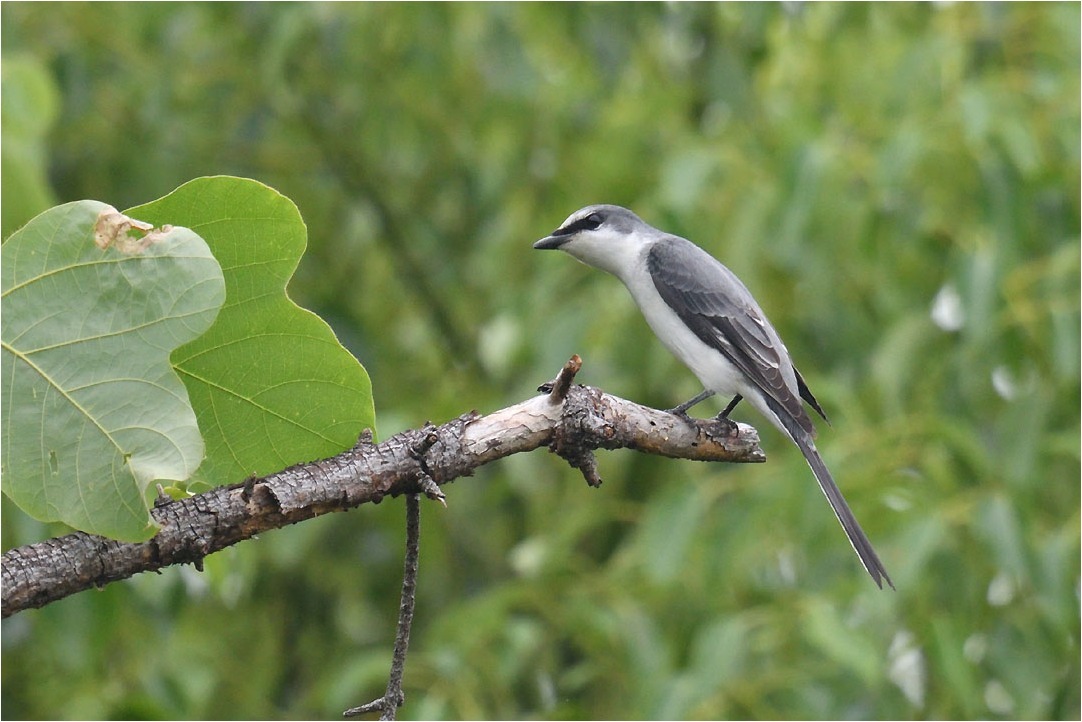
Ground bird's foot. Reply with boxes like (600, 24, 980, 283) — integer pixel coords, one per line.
(665, 405, 696, 424)
(666, 389, 715, 423)
(711, 412, 740, 435)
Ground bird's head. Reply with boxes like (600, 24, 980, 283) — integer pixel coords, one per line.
(533, 204, 654, 278)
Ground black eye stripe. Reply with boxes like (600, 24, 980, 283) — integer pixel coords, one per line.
(554, 212, 603, 236)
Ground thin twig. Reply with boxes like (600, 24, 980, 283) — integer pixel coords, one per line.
(382, 493, 421, 719)
(344, 493, 422, 719)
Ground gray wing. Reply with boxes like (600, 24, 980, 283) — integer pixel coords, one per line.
(648, 237, 891, 588)
(646, 237, 823, 437)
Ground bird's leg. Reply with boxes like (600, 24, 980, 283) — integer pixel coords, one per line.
(719, 394, 743, 419)
(712, 394, 743, 433)
(666, 389, 715, 420)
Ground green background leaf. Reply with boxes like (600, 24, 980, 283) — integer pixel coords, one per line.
(0, 54, 58, 239)
(126, 176, 375, 485)
(1, 201, 224, 541)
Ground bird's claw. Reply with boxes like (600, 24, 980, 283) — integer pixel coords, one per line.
(665, 406, 696, 425)
(712, 413, 739, 435)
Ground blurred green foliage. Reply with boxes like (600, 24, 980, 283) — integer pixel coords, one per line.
(2, 3, 1078, 719)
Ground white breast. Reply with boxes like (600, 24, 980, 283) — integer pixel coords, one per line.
(618, 250, 750, 400)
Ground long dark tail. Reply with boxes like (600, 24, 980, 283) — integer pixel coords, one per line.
(795, 435, 894, 589)
(755, 392, 893, 588)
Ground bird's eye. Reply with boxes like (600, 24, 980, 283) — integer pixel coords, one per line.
(554, 211, 604, 236)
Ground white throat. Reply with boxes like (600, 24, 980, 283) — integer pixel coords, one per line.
(562, 228, 652, 283)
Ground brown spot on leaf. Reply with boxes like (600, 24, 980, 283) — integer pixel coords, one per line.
(94, 205, 174, 254)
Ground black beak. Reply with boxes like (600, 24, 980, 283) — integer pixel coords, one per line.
(533, 234, 567, 250)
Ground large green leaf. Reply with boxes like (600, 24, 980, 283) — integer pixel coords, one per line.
(126, 177, 375, 485)
(1, 201, 225, 540)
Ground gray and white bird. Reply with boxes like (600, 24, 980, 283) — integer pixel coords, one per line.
(534, 204, 893, 589)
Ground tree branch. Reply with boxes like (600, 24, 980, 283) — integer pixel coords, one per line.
(1, 357, 764, 618)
